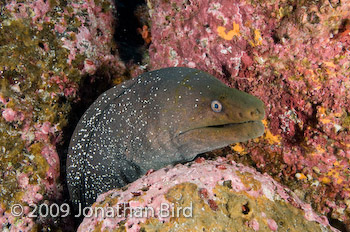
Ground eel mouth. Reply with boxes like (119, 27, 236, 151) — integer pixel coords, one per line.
(176, 120, 265, 138)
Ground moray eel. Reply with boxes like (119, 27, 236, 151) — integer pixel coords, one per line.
(67, 67, 265, 208)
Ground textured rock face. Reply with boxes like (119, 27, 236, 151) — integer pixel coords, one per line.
(1, 0, 349, 230)
(0, 0, 125, 230)
(148, 0, 350, 228)
(78, 157, 338, 232)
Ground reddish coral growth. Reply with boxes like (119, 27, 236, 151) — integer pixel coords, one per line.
(148, 0, 350, 228)
(138, 25, 152, 44)
(207, 199, 219, 211)
(0, 0, 126, 231)
(198, 188, 209, 199)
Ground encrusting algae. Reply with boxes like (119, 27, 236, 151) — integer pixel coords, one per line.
(0, 0, 125, 230)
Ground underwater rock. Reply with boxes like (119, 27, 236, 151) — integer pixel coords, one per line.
(147, 0, 350, 228)
(0, 0, 125, 230)
(78, 157, 339, 232)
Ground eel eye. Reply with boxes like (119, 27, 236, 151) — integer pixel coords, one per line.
(211, 100, 222, 112)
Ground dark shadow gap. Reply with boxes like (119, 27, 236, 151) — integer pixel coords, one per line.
(113, 0, 146, 63)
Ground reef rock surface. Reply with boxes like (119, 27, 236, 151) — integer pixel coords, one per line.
(0, 0, 125, 230)
(148, 0, 350, 228)
(78, 157, 339, 232)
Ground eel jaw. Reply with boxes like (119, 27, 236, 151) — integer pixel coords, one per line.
(176, 120, 265, 138)
(172, 120, 264, 160)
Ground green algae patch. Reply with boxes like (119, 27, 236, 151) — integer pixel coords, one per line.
(342, 112, 350, 130)
(235, 171, 262, 192)
(0, 16, 82, 209)
(29, 143, 50, 181)
(139, 182, 331, 232)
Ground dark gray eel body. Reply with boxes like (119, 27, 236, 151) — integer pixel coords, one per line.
(67, 67, 265, 208)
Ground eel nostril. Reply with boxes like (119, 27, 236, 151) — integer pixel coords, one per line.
(250, 110, 255, 117)
(250, 109, 260, 118)
(239, 112, 243, 118)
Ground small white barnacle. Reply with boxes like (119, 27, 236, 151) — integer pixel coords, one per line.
(211, 100, 223, 113)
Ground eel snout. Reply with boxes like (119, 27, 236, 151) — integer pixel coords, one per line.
(239, 105, 265, 122)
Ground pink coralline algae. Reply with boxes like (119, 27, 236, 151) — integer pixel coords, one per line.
(78, 157, 339, 232)
(0, 0, 126, 231)
(1, 108, 22, 122)
(147, 0, 350, 229)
